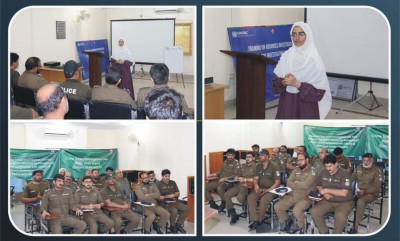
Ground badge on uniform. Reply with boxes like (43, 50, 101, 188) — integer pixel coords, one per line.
(345, 178, 350, 186)
(276, 171, 280, 177)
(328, 178, 332, 182)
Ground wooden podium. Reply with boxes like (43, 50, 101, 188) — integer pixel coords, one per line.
(84, 51, 106, 88)
(220, 50, 277, 119)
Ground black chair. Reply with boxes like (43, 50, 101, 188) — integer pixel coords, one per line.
(88, 100, 133, 119)
(13, 85, 37, 107)
(65, 98, 88, 119)
(136, 107, 146, 120)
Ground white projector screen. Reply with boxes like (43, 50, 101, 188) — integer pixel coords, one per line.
(111, 19, 175, 64)
(307, 8, 389, 79)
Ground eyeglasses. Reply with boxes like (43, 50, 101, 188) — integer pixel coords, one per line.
(291, 32, 306, 38)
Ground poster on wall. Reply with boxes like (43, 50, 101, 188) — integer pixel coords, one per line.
(76, 39, 110, 79)
(227, 24, 293, 102)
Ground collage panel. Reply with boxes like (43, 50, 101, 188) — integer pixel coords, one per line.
(203, 6, 389, 120)
(203, 120, 389, 236)
(9, 121, 196, 236)
(10, 6, 196, 120)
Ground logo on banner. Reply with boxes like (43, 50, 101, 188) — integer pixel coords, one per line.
(271, 28, 275, 35)
(232, 30, 249, 38)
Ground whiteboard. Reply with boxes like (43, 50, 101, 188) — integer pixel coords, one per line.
(307, 8, 389, 79)
(165, 46, 184, 74)
(111, 19, 175, 64)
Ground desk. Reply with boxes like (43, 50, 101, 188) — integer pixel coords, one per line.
(40, 66, 83, 83)
(205, 83, 228, 119)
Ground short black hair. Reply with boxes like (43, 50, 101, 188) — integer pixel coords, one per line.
(280, 145, 287, 149)
(144, 87, 182, 119)
(32, 170, 43, 176)
(246, 152, 255, 157)
(53, 173, 65, 181)
(252, 144, 260, 149)
(297, 152, 310, 160)
(323, 154, 337, 165)
(105, 66, 121, 85)
(91, 169, 99, 173)
(333, 147, 343, 155)
(139, 172, 148, 179)
(161, 169, 171, 176)
(147, 170, 155, 175)
(10, 52, 19, 66)
(106, 167, 114, 172)
(226, 148, 236, 155)
(36, 85, 66, 116)
(82, 176, 93, 182)
(25, 57, 41, 70)
(150, 63, 169, 85)
(298, 145, 307, 152)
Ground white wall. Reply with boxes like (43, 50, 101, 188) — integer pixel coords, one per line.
(10, 7, 195, 76)
(204, 7, 305, 100)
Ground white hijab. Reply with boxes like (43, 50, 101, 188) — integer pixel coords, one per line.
(274, 22, 332, 119)
(112, 38, 135, 64)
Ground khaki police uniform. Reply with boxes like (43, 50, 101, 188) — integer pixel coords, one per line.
(311, 168, 353, 234)
(74, 188, 114, 234)
(135, 182, 170, 231)
(287, 157, 299, 175)
(59, 79, 91, 100)
(115, 177, 132, 200)
(40, 188, 87, 234)
(65, 181, 79, 194)
(205, 159, 240, 201)
(11, 105, 34, 119)
(224, 162, 256, 209)
(11, 69, 20, 88)
(248, 162, 280, 222)
(352, 165, 382, 227)
(22, 180, 50, 218)
(275, 164, 316, 228)
(156, 180, 189, 226)
(92, 84, 137, 108)
(312, 157, 325, 174)
(136, 85, 190, 114)
(18, 71, 48, 90)
(337, 156, 351, 172)
(92, 178, 105, 191)
(101, 185, 140, 233)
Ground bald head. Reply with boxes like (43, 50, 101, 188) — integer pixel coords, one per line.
(36, 84, 68, 119)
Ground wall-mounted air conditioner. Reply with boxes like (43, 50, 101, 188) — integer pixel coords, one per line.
(43, 129, 71, 136)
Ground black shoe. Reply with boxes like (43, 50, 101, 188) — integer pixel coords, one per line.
(154, 224, 163, 234)
(348, 228, 358, 234)
(175, 224, 187, 234)
(169, 225, 178, 234)
(285, 218, 293, 231)
(143, 229, 150, 234)
(120, 229, 127, 234)
(209, 200, 220, 210)
(217, 201, 226, 213)
(279, 221, 287, 232)
(248, 221, 260, 231)
(229, 208, 239, 225)
(299, 227, 305, 234)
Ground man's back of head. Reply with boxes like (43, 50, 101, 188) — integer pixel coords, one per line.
(25, 57, 41, 73)
(105, 66, 121, 86)
(36, 84, 68, 119)
(150, 63, 169, 85)
(144, 87, 182, 119)
(63, 60, 81, 79)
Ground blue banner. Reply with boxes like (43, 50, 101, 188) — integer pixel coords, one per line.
(228, 25, 293, 102)
(76, 39, 110, 79)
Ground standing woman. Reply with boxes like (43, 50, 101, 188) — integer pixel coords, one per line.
(111, 38, 135, 100)
(273, 22, 331, 119)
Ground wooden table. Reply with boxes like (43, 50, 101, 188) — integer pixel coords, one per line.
(40, 66, 83, 83)
(205, 83, 228, 119)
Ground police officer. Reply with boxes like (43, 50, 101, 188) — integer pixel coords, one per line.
(312, 148, 328, 173)
(91, 169, 104, 191)
(251, 144, 261, 163)
(114, 169, 132, 201)
(100, 167, 114, 183)
(147, 170, 158, 184)
(136, 172, 170, 234)
(21, 170, 50, 220)
(78, 170, 92, 188)
(40, 174, 87, 234)
(271, 147, 287, 185)
(333, 147, 352, 174)
(275, 152, 316, 234)
(64, 171, 78, 194)
(74, 176, 114, 234)
(101, 173, 140, 234)
(286, 146, 306, 176)
(348, 153, 382, 234)
(280, 145, 292, 160)
(59, 60, 91, 100)
(224, 152, 257, 225)
(205, 148, 240, 211)
(156, 169, 188, 234)
(311, 154, 353, 234)
(247, 149, 281, 231)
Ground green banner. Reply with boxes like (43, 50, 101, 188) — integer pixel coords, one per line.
(304, 125, 388, 159)
(60, 149, 118, 178)
(10, 149, 60, 180)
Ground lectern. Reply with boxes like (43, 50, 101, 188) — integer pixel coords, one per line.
(220, 50, 277, 119)
(84, 51, 106, 88)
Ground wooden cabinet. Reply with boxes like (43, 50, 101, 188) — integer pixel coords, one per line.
(208, 152, 224, 174)
(187, 176, 195, 222)
(205, 83, 228, 119)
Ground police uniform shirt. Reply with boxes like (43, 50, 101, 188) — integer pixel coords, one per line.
(59, 79, 91, 100)
(288, 157, 299, 168)
(218, 159, 240, 178)
(156, 180, 179, 197)
(312, 157, 325, 174)
(11, 69, 20, 87)
(135, 182, 160, 204)
(238, 162, 257, 178)
(352, 165, 382, 197)
(287, 164, 317, 201)
(270, 156, 286, 173)
(92, 178, 104, 190)
(316, 167, 353, 202)
(75, 188, 104, 214)
(92, 84, 137, 108)
(115, 177, 131, 195)
(18, 71, 48, 90)
(337, 156, 351, 171)
(101, 186, 127, 205)
(22, 180, 50, 201)
(253, 162, 280, 189)
(40, 188, 76, 215)
(65, 181, 79, 194)
(11, 105, 34, 119)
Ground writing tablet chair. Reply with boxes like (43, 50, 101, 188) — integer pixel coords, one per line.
(13, 85, 38, 108)
(88, 100, 133, 119)
(65, 98, 88, 119)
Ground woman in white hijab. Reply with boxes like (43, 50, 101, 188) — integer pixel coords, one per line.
(273, 22, 331, 119)
(111, 38, 135, 100)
